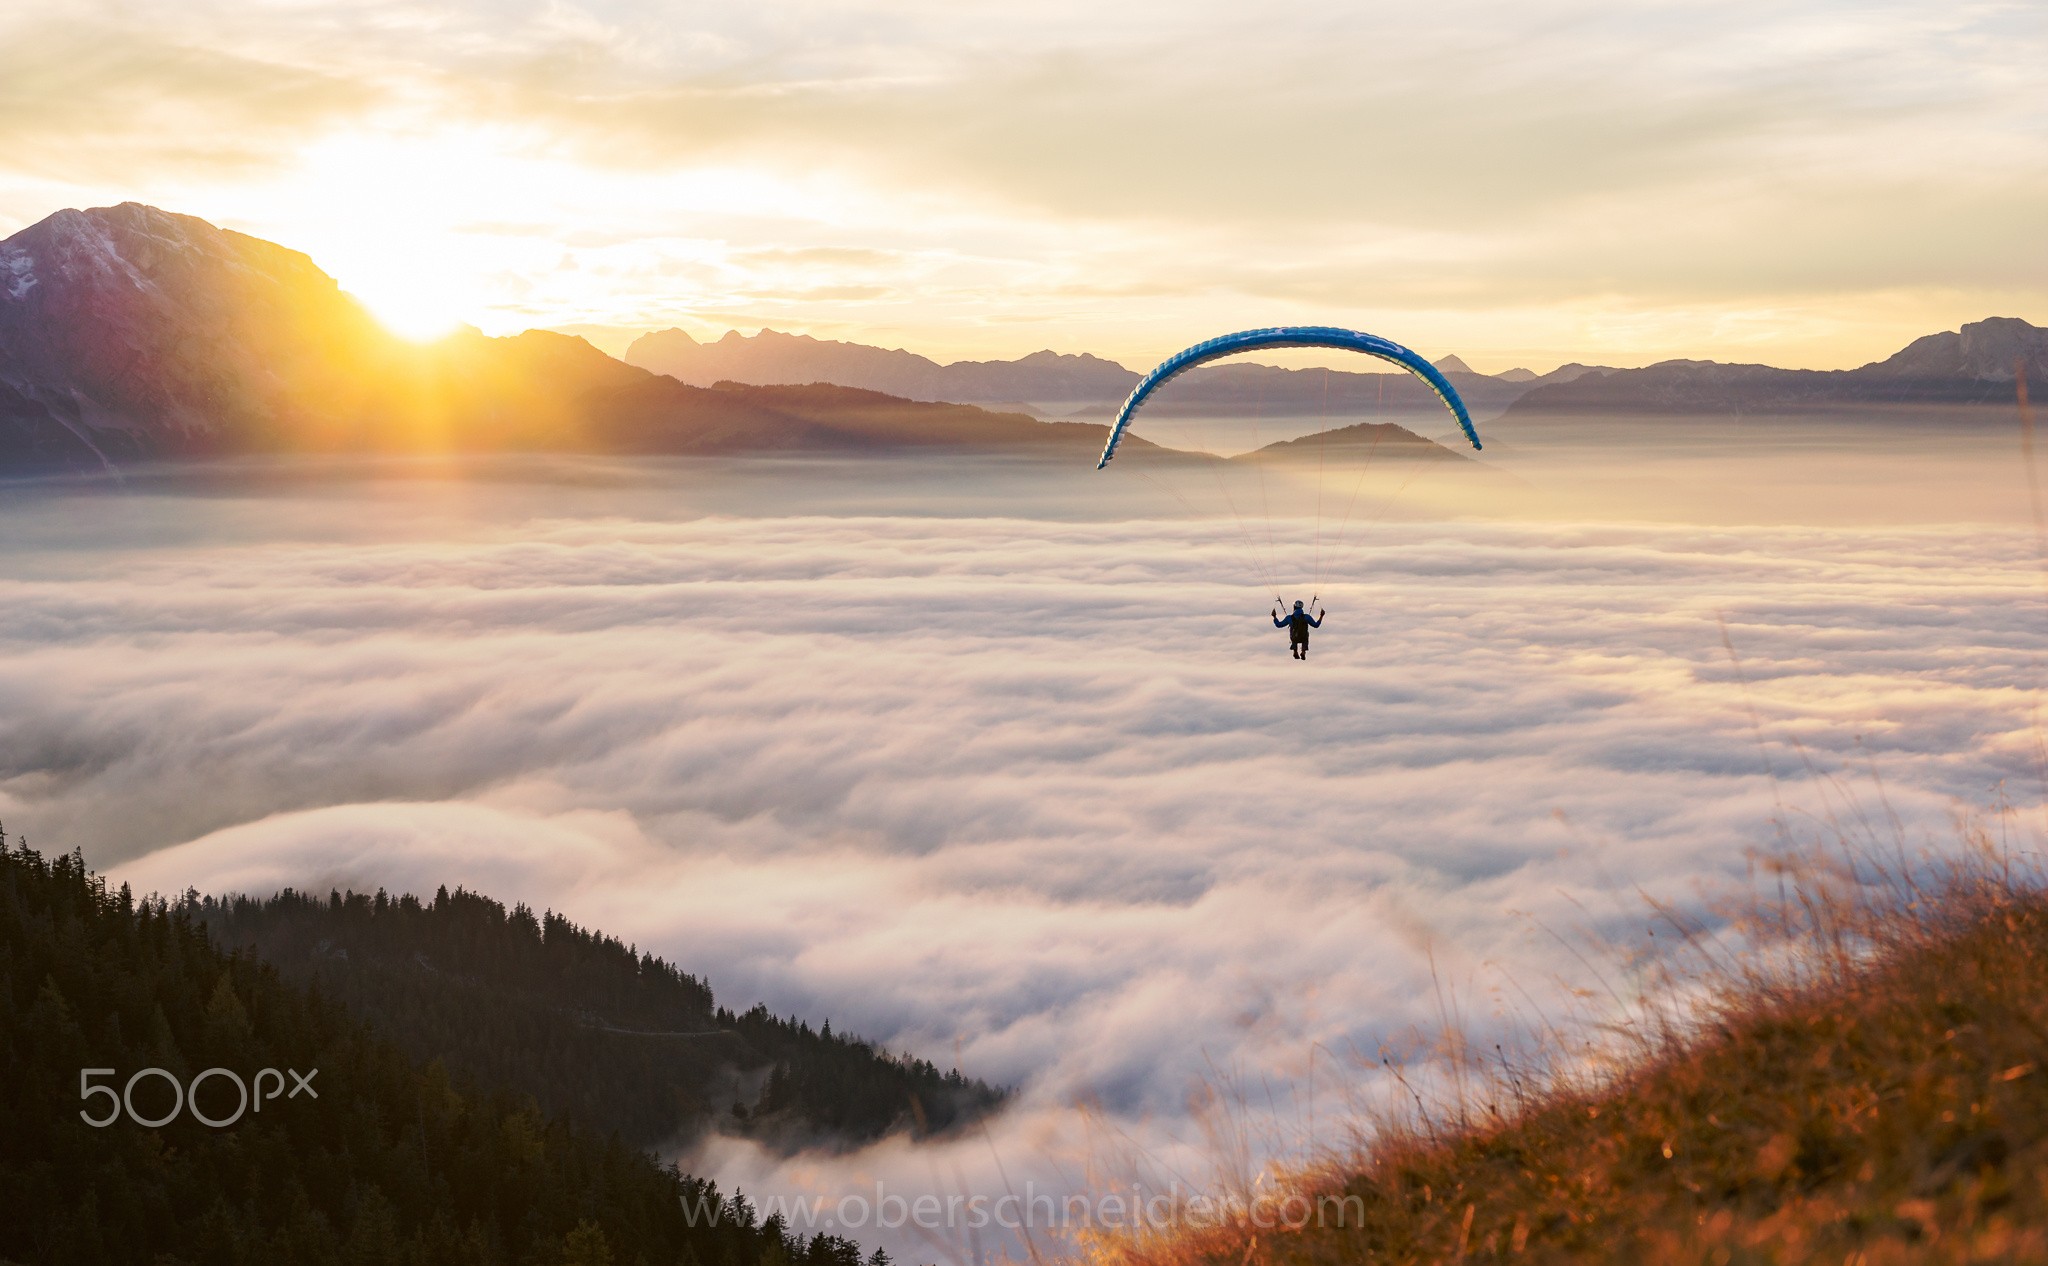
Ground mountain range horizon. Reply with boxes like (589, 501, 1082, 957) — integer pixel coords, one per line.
(1, 201, 2043, 475)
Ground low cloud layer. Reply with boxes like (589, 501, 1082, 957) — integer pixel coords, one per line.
(4, 450, 2044, 1253)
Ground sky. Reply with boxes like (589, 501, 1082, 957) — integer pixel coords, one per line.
(2, 0, 2043, 369)
(4, 438, 2043, 1252)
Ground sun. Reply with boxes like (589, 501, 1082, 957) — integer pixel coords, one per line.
(346, 270, 470, 342)
(246, 130, 518, 342)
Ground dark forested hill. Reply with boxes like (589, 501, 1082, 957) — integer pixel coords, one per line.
(0, 835, 886, 1266)
(192, 883, 1004, 1153)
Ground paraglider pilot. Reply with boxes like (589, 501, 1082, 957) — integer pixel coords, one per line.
(1273, 599, 1324, 660)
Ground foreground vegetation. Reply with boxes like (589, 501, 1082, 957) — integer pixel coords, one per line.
(0, 834, 880, 1266)
(1101, 845, 2048, 1265)
(197, 884, 1002, 1151)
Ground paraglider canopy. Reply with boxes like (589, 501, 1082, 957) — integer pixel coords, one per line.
(1095, 326, 1483, 468)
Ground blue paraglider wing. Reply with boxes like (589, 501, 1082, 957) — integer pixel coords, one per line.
(1095, 326, 1482, 468)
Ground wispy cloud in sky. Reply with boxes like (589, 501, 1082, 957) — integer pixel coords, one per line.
(2, 0, 2042, 364)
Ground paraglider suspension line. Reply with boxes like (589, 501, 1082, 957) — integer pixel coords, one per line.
(1134, 465, 1285, 600)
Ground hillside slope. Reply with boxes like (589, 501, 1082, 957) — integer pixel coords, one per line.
(0, 836, 878, 1266)
(195, 883, 1004, 1152)
(1100, 859, 2048, 1265)
(1240, 421, 1473, 465)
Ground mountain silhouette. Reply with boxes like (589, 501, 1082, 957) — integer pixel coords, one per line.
(1506, 317, 2047, 416)
(631, 322, 2047, 423)
(626, 327, 1139, 410)
(4, 203, 2036, 472)
(626, 327, 1537, 417)
(0, 204, 1134, 472)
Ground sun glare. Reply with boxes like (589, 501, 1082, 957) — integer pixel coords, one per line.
(347, 274, 469, 342)
(239, 129, 544, 342)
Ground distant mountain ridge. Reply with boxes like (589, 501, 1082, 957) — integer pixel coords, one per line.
(1506, 317, 2048, 416)
(625, 326, 1552, 417)
(626, 327, 1138, 410)
(3, 203, 2037, 475)
(0, 203, 1139, 472)
(628, 322, 2047, 423)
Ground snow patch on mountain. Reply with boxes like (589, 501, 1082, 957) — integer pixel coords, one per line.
(57, 209, 159, 293)
(1, 247, 34, 300)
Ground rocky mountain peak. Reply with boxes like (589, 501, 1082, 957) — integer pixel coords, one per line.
(0, 203, 400, 465)
(3, 203, 331, 306)
(1866, 317, 2048, 381)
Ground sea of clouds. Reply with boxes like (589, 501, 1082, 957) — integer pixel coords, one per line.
(4, 448, 2043, 1257)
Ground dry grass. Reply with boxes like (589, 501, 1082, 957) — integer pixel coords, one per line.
(1088, 832, 2048, 1266)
